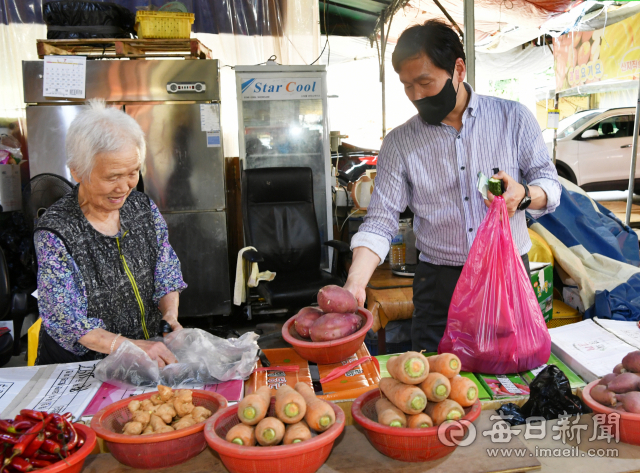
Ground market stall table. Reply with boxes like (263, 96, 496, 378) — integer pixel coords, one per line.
(366, 262, 414, 355)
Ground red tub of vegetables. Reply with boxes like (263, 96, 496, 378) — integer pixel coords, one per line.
(1, 409, 96, 473)
(282, 285, 373, 364)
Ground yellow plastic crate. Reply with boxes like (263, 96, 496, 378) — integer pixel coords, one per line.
(546, 299, 582, 329)
(135, 11, 194, 39)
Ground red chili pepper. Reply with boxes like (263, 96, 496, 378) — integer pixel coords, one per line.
(11, 414, 52, 459)
(28, 459, 51, 469)
(0, 435, 17, 446)
(62, 413, 72, 420)
(18, 411, 44, 422)
(0, 421, 19, 436)
(33, 453, 57, 462)
(6, 457, 32, 473)
(50, 415, 65, 432)
(77, 436, 85, 448)
(61, 420, 78, 453)
(39, 439, 60, 455)
(22, 433, 45, 459)
(11, 422, 34, 433)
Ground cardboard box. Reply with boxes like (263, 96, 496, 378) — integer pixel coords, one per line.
(530, 262, 553, 322)
(477, 373, 530, 400)
(245, 345, 380, 425)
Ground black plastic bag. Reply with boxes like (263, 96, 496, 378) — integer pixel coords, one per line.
(43, 1, 136, 39)
(495, 366, 590, 425)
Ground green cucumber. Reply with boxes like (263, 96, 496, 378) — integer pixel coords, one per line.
(488, 178, 503, 196)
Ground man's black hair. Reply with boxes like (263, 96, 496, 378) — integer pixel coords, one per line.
(391, 20, 466, 75)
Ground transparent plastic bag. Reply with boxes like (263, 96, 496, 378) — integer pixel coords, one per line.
(438, 196, 551, 373)
(95, 329, 260, 388)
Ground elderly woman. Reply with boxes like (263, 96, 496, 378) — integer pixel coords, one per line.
(34, 101, 187, 366)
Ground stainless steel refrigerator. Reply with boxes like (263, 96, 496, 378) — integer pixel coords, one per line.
(23, 59, 230, 318)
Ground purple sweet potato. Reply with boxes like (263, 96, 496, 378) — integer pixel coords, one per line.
(317, 285, 358, 314)
(607, 373, 640, 394)
(615, 392, 640, 413)
(293, 307, 324, 339)
(622, 351, 640, 374)
(309, 313, 361, 342)
(590, 385, 617, 407)
(613, 363, 627, 375)
(599, 373, 617, 386)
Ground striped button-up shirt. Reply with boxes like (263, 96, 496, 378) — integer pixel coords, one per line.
(352, 84, 561, 266)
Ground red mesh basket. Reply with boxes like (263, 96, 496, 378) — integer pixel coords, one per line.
(39, 424, 97, 473)
(582, 380, 640, 446)
(90, 389, 227, 469)
(351, 388, 481, 462)
(281, 307, 373, 364)
(204, 400, 345, 473)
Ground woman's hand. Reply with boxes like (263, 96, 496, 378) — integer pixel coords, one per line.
(131, 339, 178, 368)
(344, 280, 367, 308)
(162, 314, 183, 332)
(159, 292, 182, 332)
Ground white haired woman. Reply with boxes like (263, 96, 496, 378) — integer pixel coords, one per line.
(34, 101, 187, 366)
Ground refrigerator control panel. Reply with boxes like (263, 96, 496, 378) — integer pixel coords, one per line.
(166, 82, 207, 93)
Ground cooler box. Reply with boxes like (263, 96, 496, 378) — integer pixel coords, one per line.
(245, 344, 380, 425)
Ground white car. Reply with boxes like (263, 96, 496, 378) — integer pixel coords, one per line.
(544, 108, 639, 191)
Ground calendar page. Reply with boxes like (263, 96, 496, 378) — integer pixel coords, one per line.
(43, 55, 86, 98)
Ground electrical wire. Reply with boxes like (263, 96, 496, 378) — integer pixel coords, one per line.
(311, 0, 330, 65)
(339, 208, 361, 233)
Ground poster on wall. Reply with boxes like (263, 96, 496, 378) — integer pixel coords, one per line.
(553, 11, 640, 92)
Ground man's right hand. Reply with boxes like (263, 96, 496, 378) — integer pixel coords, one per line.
(344, 280, 367, 308)
(132, 339, 178, 368)
(343, 246, 381, 308)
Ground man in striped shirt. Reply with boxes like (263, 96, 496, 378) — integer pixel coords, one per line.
(345, 20, 561, 352)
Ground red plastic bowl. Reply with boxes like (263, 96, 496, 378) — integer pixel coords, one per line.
(282, 307, 373, 364)
(38, 423, 97, 473)
(582, 380, 640, 446)
(205, 401, 345, 473)
(352, 388, 481, 462)
(90, 389, 227, 469)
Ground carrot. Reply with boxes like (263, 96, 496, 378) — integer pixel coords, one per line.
(294, 382, 336, 431)
(419, 373, 451, 402)
(407, 413, 433, 429)
(424, 399, 464, 426)
(237, 386, 272, 425)
(226, 423, 256, 446)
(375, 397, 407, 427)
(283, 420, 312, 444)
(379, 377, 427, 415)
(274, 385, 307, 424)
(386, 352, 430, 384)
(255, 417, 285, 446)
(449, 376, 478, 407)
(427, 354, 461, 379)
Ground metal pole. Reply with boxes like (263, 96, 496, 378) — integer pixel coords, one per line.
(552, 93, 559, 165)
(381, 10, 387, 139)
(625, 75, 640, 226)
(463, 0, 475, 89)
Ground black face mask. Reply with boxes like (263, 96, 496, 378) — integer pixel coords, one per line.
(412, 78, 460, 126)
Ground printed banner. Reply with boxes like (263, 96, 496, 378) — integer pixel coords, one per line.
(239, 77, 322, 101)
(553, 11, 640, 92)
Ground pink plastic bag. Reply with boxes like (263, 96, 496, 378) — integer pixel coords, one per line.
(438, 196, 551, 373)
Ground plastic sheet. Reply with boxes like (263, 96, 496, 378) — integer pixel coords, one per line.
(42, 1, 136, 39)
(438, 196, 551, 374)
(95, 329, 260, 388)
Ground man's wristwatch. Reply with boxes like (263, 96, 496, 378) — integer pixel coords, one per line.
(517, 183, 532, 211)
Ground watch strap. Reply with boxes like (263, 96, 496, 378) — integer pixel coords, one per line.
(517, 183, 531, 210)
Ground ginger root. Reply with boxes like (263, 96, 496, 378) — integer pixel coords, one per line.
(155, 403, 177, 424)
(191, 406, 212, 423)
(132, 410, 151, 429)
(122, 421, 143, 435)
(128, 400, 141, 414)
(150, 414, 168, 432)
(142, 426, 155, 435)
(174, 390, 195, 417)
(158, 384, 173, 402)
(154, 425, 175, 434)
(140, 400, 156, 412)
(150, 393, 165, 406)
(173, 414, 197, 430)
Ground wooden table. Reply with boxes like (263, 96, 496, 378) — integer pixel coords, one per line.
(366, 262, 414, 355)
(81, 411, 640, 473)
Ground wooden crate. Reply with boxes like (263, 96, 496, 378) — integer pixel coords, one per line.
(36, 38, 212, 60)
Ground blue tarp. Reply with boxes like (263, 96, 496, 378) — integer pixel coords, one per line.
(529, 182, 640, 322)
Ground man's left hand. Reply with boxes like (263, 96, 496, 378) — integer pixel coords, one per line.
(484, 171, 525, 218)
